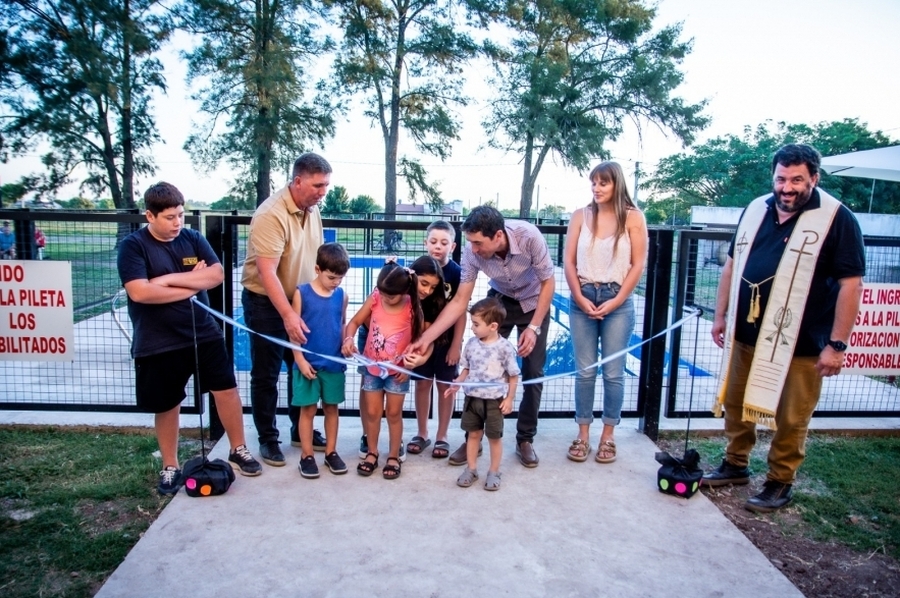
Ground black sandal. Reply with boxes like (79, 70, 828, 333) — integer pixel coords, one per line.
(382, 457, 401, 480)
(357, 452, 379, 477)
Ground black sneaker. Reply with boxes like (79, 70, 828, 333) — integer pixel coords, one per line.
(298, 455, 320, 479)
(324, 451, 348, 475)
(745, 480, 793, 513)
(358, 435, 368, 459)
(260, 441, 285, 467)
(290, 428, 327, 451)
(228, 444, 262, 477)
(312, 429, 327, 452)
(157, 466, 182, 496)
(702, 458, 751, 487)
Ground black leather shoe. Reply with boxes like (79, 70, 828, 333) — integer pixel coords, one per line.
(260, 441, 285, 467)
(448, 442, 481, 466)
(745, 480, 793, 513)
(290, 428, 327, 451)
(702, 458, 750, 487)
(312, 429, 327, 452)
(516, 441, 539, 468)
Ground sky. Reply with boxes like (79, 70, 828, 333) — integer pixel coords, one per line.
(2, 0, 900, 213)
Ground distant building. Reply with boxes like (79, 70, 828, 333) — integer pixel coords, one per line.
(395, 199, 462, 221)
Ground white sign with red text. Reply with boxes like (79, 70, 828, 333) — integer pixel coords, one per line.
(843, 283, 900, 375)
(0, 261, 74, 361)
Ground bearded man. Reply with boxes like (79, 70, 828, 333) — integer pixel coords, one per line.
(702, 144, 865, 512)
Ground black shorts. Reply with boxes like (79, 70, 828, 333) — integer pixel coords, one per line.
(135, 341, 236, 414)
(413, 343, 458, 384)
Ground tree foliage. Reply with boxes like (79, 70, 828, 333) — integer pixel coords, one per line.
(0, 0, 172, 210)
(177, 0, 337, 206)
(643, 118, 900, 224)
(471, 0, 707, 218)
(327, 0, 477, 217)
(322, 185, 351, 215)
(348, 193, 380, 215)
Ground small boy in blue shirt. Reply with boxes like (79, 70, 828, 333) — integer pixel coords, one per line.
(291, 242, 350, 478)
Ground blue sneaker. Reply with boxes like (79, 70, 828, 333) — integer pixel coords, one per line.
(358, 435, 368, 459)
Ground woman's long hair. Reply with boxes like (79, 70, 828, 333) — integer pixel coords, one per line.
(376, 260, 424, 341)
(588, 161, 636, 256)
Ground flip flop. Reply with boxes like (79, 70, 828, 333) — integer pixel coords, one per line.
(406, 436, 431, 455)
(432, 440, 450, 459)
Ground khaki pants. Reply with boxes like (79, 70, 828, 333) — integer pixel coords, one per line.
(722, 341, 822, 484)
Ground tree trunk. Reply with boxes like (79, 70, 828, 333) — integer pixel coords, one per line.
(519, 133, 551, 219)
(120, 0, 136, 212)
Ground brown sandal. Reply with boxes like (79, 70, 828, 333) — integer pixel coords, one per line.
(567, 439, 590, 462)
(595, 440, 617, 463)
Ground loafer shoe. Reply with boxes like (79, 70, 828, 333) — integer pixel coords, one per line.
(298, 455, 320, 479)
(260, 441, 285, 467)
(448, 442, 482, 466)
(324, 451, 348, 475)
(516, 441, 539, 468)
(745, 480, 793, 513)
(702, 458, 750, 487)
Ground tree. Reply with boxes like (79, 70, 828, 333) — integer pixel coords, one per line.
(348, 194, 380, 215)
(0, 182, 29, 207)
(472, 0, 707, 218)
(59, 197, 97, 210)
(0, 0, 172, 215)
(327, 0, 477, 217)
(322, 185, 350, 215)
(209, 193, 255, 211)
(177, 0, 337, 206)
(643, 119, 900, 218)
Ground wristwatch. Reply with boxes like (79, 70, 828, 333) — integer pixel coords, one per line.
(527, 324, 542, 336)
(826, 339, 847, 352)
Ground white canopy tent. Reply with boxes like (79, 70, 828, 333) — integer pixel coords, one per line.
(821, 145, 900, 211)
(821, 145, 900, 182)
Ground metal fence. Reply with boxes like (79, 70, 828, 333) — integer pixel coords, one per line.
(2, 208, 898, 439)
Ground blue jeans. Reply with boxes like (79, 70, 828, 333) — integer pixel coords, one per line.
(242, 289, 299, 445)
(570, 283, 635, 427)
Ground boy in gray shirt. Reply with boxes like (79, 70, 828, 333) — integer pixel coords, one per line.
(445, 298, 520, 491)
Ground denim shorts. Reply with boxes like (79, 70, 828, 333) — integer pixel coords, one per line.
(361, 371, 410, 395)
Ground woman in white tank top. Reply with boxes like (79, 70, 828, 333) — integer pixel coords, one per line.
(563, 162, 647, 464)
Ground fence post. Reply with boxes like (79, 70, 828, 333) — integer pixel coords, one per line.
(637, 228, 674, 441)
(14, 211, 37, 260)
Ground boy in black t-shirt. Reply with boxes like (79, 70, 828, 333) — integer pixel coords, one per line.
(118, 182, 261, 495)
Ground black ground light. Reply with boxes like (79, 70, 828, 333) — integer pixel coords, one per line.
(655, 308, 704, 498)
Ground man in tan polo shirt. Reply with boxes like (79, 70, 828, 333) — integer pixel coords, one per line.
(242, 153, 331, 466)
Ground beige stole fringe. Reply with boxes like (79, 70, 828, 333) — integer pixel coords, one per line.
(713, 189, 841, 429)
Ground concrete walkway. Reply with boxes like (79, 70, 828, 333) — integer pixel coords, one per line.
(92, 418, 801, 598)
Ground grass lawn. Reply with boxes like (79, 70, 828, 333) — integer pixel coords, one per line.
(0, 426, 201, 598)
(670, 431, 900, 559)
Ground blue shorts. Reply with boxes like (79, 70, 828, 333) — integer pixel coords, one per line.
(361, 371, 410, 395)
